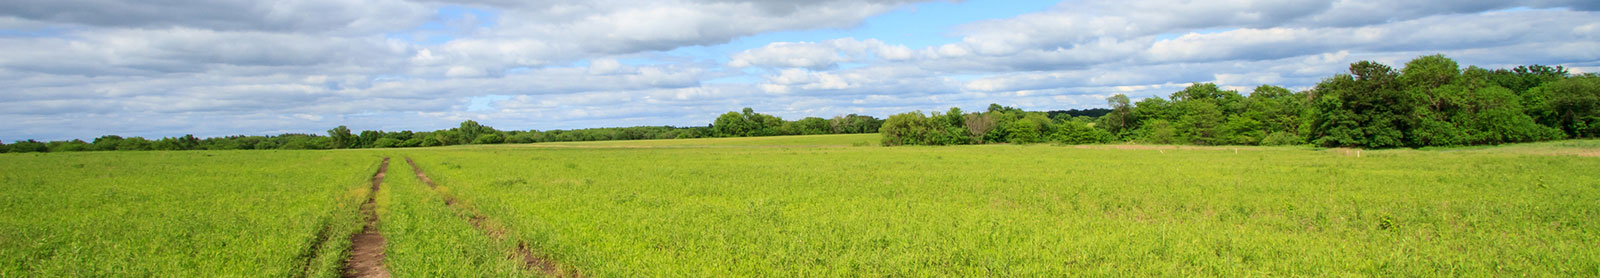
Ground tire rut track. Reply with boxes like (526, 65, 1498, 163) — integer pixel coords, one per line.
(298, 218, 335, 277)
(344, 157, 391, 278)
(403, 157, 581, 278)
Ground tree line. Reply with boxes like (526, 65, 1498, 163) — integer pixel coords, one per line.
(881, 55, 1599, 148)
(6, 54, 1596, 153)
(0, 112, 883, 153)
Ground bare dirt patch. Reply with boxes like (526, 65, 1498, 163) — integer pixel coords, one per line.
(403, 157, 581, 278)
(344, 158, 391, 278)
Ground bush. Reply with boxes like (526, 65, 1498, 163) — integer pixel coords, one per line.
(880, 112, 934, 146)
(373, 138, 403, 148)
(1052, 122, 1113, 144)
(472, 134, 505, 144)
(8, 140, 46, 153)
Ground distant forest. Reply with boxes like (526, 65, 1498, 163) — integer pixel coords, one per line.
(883, 55, 1599, 148)
(4, 54, 1595, 153)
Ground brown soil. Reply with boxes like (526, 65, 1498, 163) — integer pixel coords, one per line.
(518, 241, 575, 277)
(344, 158, 391, 278)
(403, 157, 580, 278)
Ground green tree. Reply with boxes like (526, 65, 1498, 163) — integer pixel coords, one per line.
(880, 111, 935, 146)
(373, 138, 402, 148)
(357, 130, 383, 148)
(1003, 113, 1051, 144)
(1245, 85, 1303, 141)
(8, 140, 47, 153)
(118, 137, 154, 151)
(1100, 94, 1135, 136)
(53, 140, 91, 152)
(1308, 61, 1411, 148)
(1528, 75, 1600, 137)
(472, 133, 505, 144)
(828, 114, 883, 134)
(784, 117, 831, 135)
(457, 120, 498, 144)
(713, 108, 785, 137)
(1052, 121, 1113, 144)
(92, 135, 125, 151)
(327, 126, 354, 149)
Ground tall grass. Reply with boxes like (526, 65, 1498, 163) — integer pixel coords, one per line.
(0, 151, 379, 276)
(403, 140, 1600, 276)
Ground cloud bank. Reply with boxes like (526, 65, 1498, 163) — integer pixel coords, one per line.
(1, 0, 1596, 140)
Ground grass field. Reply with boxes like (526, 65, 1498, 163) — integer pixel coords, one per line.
(3, 134, 1598, 276)
(0, 151, 381, 277)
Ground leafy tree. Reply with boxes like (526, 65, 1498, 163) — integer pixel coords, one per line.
(457, 120, 499, 144)
(9, 140, 47, 153)
(327, 126, 354, 149)
(880, 111, 935, 146)
(1221, 115, 1264, 145)
(1308, 61, 1412, 148)
(1004, 113, 1051, 144)
(118, 137, 154, 151)
(1132, 97, 1175, 126)
(44, 140, 88, 152)
(1100, 94, 1135, 136)
(783, 117, 830, 135)
(357, 130, 383, 148)
(253, 139, 279, 150)
(1138, 119, 1178, 144)
(0, 141, 8, 153)
(433, 130, 459, 146)
(1489, 64, 1569, 95)
(1052, 121, 1113, 144)
(1245, 85, 1303, 140)
(1528, 75, 1600, 137)
(307, 137, 333, 149)
(92, 135, 125, 151)
(373, 138, 402, 148)
(1174, 99, 1225, 145)
(828, 114, 883, 134)
(713, 108, 785, 137)
(472, 133, 505, 144)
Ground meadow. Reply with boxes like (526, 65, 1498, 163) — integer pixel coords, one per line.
(0, 150, 382, 276)
(2, 134, 1598, 276)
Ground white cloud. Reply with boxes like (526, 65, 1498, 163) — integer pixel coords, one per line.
(729, 38, 916, 69)
(2, 0, 1599, 141)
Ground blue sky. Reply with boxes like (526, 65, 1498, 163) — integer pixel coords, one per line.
(1, 0, 1598, 141)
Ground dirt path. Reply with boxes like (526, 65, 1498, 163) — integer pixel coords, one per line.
(403, 157, 579, 278)
(344, 158, 391, 278)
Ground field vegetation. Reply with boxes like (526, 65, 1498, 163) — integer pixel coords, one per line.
(393, 134, 1600, 276)
(4, 132, 1597, 277)
(0, 151, 381, 276)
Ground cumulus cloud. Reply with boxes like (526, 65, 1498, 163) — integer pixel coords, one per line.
(2, 0, 1598, 141)
(411, 0, 937, 73)
(0, 0, 434, 33)
(729, 38, 914, 69)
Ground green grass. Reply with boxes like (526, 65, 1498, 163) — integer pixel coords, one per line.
(0, 150, 380, 277)
(503, 133, 881, 148)
(405, 139, 1600, 276)
(378, 155, 528, 277)
(3, 137, 1597, 276)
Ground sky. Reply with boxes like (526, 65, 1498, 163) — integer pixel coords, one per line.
(2, 0, 1598, 141)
